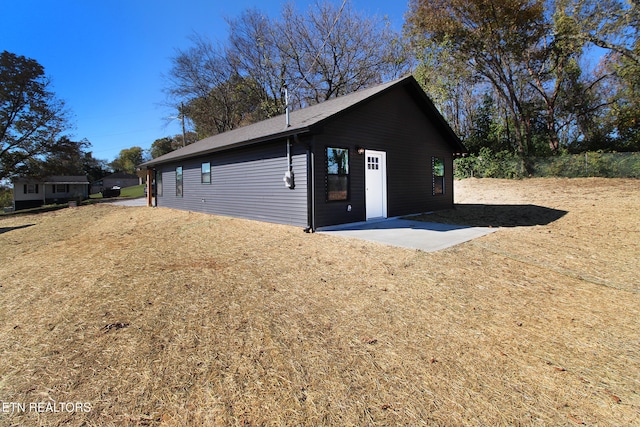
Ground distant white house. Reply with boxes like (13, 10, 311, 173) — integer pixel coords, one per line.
(12, 176, 89, 210)
(91, 172, 141, 195)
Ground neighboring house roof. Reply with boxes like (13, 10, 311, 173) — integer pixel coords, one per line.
(13, 176, 89, 184)
(141, 75, 466, 168)
(93, 172, 139, 186)
(99, 172, 139, 180)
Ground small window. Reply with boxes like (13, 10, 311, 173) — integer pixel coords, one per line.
(176, 166, 183, 197)
(54, 184, 67, 193)
(25, 184, 38, 194)
(156, 169, 163, 197)
(432, 157, 445, 195)
(367, 156, 379, 170)
(326, 147, 349, 201)
(201, 162, 211, 184)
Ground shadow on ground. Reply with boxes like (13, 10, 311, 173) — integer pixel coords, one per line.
(0, 224, 35, 235)
(414, 204, 568, 228)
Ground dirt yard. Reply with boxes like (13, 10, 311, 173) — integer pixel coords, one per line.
(0, 178, 638, 426)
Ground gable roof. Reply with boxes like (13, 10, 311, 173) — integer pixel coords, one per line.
(141, 75, 466, 168)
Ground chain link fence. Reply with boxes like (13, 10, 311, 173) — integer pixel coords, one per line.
(455, 152, 640, 179)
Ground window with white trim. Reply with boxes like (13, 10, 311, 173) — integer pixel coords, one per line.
(201, 162, 211, 184)
(156, 169, 163, 196)
(176, 166, 183, 197)
(432, 157, 445, 195)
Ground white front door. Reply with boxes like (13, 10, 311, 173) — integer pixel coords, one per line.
(365, 150, 387, 220)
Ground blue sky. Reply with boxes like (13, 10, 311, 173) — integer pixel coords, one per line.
(2, 0, 409, 163)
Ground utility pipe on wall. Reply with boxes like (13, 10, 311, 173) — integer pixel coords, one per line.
(283, 87, 295, 189)
(284, 137, 295, 189)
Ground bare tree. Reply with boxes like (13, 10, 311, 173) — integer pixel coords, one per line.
(167, 33, 273, 137)
(225, 9, 286, 117)
(165, 2, 412, 138)
(277, 2, 412, 107)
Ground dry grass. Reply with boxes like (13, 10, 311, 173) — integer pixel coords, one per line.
(0, 178, 638, 426)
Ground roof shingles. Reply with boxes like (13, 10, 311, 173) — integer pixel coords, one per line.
(141, 76, 464, 167)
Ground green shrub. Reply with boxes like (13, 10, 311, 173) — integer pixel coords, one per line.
(455, 148, 525, 179)
(456, 151, 640, 179)
(0, 187, 12, 209)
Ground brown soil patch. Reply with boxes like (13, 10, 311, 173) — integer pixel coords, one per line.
(0, 178, 638, 426)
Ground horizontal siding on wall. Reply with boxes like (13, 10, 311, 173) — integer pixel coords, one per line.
(156, 141, 308, 227)
(14, 184, 88, 202)
(313, 85, 456, 227)
(13, 185, 39, 202)
(312, 144, 366, 227)
(44, 184, 87, 199)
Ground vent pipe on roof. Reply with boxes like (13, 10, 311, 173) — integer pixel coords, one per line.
(284, 87, 291, 128)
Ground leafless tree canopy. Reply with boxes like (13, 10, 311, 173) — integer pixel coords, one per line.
(165, 2, 412, 138)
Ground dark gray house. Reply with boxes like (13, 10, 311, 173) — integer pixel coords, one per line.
(91, 172, 141, 195)
(140, 75, 466, 231)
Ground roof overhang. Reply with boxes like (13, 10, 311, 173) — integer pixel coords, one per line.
(13, 177, 90, 185)
(140, 127, 312, 168)
(139, 75, 468, 169)
(43, 181, 90, 185)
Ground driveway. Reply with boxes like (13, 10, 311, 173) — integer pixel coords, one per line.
(317, 218, 497, 252)
(108, 197, 148, 207)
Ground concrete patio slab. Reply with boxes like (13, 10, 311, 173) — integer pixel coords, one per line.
(317, 218, 497, 252)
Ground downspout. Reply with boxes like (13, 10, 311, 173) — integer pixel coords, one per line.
(283, 88, 314, 231)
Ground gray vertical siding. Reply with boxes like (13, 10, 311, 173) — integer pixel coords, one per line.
(156, 140, 308, 227)
(313, 84, 456, 228)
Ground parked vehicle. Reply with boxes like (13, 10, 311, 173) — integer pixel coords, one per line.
(101, 186, 121, 198)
